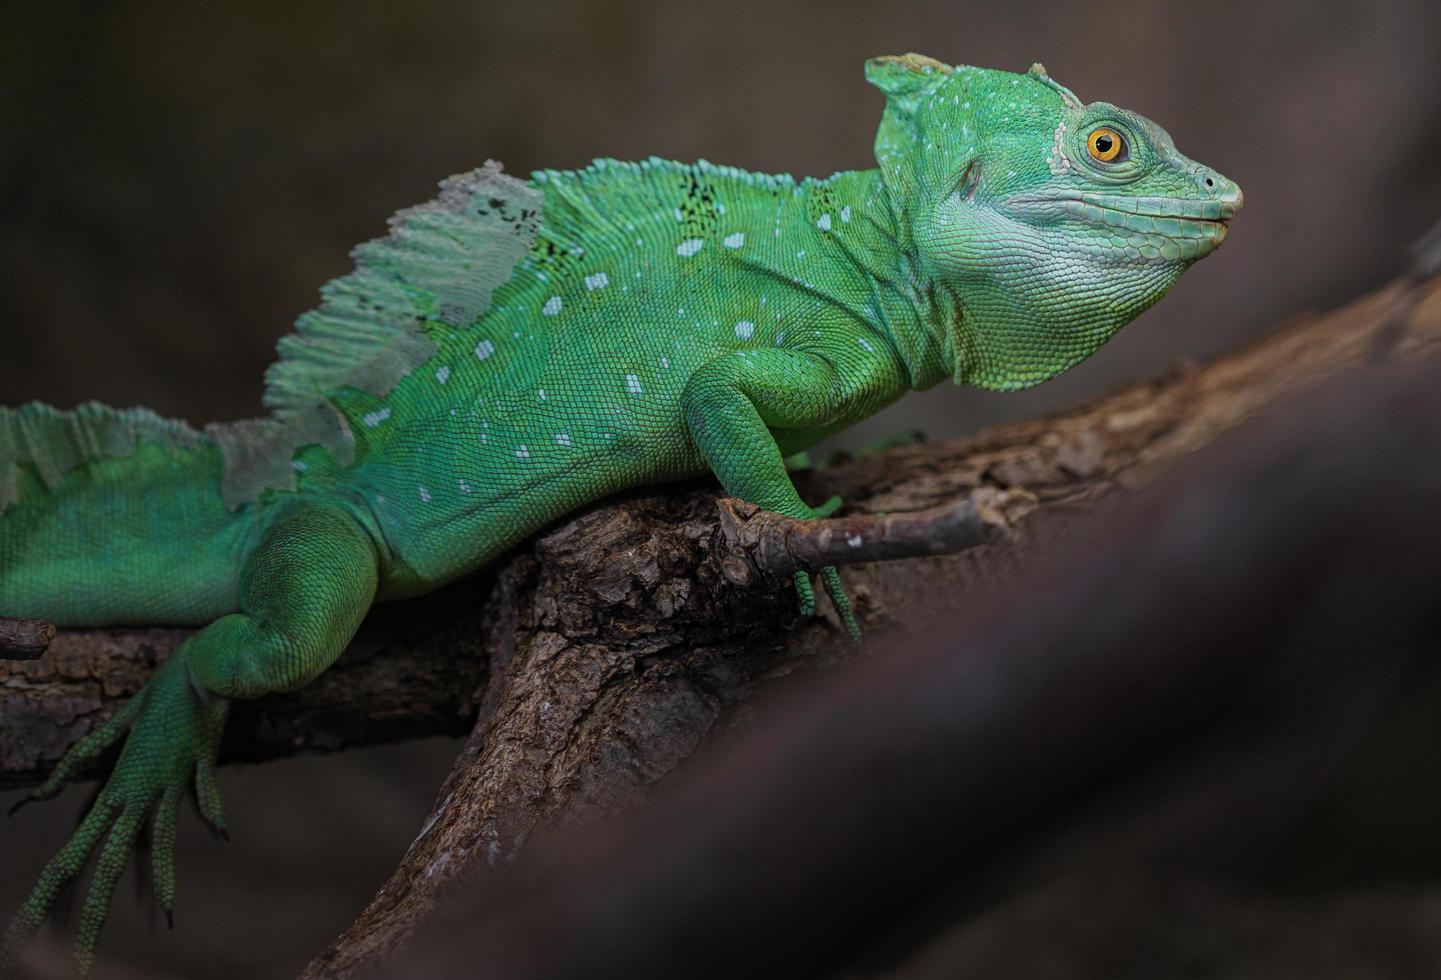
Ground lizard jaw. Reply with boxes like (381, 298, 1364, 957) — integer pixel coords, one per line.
(1001, 187, 1241, 261)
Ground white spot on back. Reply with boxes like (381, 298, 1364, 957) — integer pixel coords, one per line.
(840, 205, 852, 223)
(458, 480, 472, 493)
(583, 272, 609, 291)
(626, 374, 643, 395)
(676, 238, 704, 257)
(515, 445, 530, 459)
(542, 296, 563, 316)
(418, 486, 432, 502)
(555, 432, 571, 447)
(435, 365, 451, 384)
(857, 337, 875, 353)
(723, 232, 745, 249)
(362, 407, 391, 428)
(475, 339, 496, 361)
(734, 320, 755, 340)
(817, 213, 832, 231)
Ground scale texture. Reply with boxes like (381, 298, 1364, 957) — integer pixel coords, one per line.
(0, 53, 1240, 972)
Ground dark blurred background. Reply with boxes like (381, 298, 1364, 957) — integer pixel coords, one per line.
(2, 1, 1440, 976)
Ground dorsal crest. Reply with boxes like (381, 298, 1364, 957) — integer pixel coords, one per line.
(0, 402, 204, 512)
(211, 161, 543, 506)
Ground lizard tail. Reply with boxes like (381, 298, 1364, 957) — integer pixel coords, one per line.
(0, 402, 257, 627)
(0, 400, 206, 512)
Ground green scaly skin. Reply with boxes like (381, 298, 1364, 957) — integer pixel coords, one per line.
(0, 54, 1240, 972)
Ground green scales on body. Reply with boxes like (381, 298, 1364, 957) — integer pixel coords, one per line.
(0, 54, 1240, 971)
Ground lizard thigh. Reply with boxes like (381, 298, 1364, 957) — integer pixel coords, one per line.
(185, 500, 379, 699)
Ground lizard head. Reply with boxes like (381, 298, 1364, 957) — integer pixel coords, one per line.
(866, 54, 1242, 390)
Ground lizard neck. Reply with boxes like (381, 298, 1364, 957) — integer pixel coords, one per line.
(815, 170, 957, 392)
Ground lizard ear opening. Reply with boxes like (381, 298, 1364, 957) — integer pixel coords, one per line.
(865, 54, 953, 115)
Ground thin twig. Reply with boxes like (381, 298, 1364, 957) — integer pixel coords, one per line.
(714, 497, 995, 582)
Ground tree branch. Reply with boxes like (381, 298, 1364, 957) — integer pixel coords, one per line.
(385, 327, 1441, 980)
(2, 267, 1438, 977)
(302, 276, 1441, 978)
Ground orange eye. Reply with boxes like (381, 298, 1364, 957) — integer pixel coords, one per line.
(1087, 127, 1125, 163)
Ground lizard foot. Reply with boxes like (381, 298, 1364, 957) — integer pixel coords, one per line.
(3, 643, 229, 975)
(821, 566, 860, 640)
(790, 566, 861, 640)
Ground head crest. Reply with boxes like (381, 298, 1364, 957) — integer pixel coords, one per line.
(1027, 62, 1083, 109)
(865, 53, 958, 193)
(865, 54, 953, 112)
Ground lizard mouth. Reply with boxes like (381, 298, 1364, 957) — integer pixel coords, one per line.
(1005, 189, 1240, 245)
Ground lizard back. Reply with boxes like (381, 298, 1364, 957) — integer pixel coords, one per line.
(324, 158, 904, 594)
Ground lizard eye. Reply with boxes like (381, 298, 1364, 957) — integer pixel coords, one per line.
(1086, 127, 1127, 164)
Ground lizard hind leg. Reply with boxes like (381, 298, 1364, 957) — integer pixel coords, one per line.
(1, 501, 379, 975)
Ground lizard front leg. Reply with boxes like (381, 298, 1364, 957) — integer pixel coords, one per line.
(3, 501, 377, 973)
(682, 346, 889, 637)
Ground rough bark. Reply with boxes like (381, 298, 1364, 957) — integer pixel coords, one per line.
(2, 270, 1438, 977)
(0, 498, 989, 792)
(0, 619, 53, 661)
